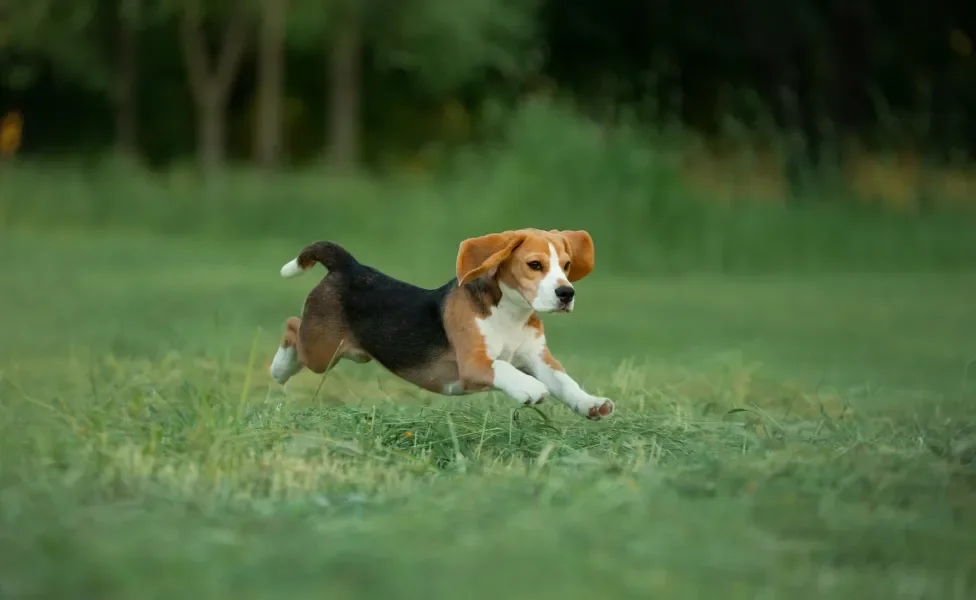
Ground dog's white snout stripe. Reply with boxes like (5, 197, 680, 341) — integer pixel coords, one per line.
(530, 243, 572, 312)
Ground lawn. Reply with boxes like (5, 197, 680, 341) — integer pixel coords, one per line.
(1, 229, 975, 599)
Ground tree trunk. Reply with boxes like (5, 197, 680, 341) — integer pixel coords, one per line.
(327, 15, 362, 171)
(254, 0, 287, 170)
(114, 3, 139, 158)
(179, 0, 249, 175)
(198, 91, 224, 174)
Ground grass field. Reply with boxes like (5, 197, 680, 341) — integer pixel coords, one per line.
(2, 225, 975, 599)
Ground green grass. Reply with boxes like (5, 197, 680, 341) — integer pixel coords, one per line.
(2, 227, 975, 599)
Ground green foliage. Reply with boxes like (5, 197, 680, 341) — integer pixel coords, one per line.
(283, 0, 331, 49)
(373, 0, 542, 92)
(286, 0, 541, 93)
(0, 0, 111, 91)
(4, 0, 975, 167)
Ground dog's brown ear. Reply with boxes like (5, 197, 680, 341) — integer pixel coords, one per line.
(557, 230, 595, 282)
(456, 231, 526, 285)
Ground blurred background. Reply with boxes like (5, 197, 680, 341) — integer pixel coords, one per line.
(3, 3, 976, 596)
(1, 0, 975, 274)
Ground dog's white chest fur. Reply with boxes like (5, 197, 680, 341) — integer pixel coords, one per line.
(474, 285, 545, 364)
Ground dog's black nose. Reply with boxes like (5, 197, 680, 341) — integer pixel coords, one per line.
(555, 286, 575, 302)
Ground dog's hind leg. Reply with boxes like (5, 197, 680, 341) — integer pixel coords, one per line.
(270, 317, 305, 384)
(297, 313, 371, 375)
(272, 278, 371, 385)
(299, 279, 373, 374)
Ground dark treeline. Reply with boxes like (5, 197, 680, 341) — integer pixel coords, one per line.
(1, 0, 974, 173)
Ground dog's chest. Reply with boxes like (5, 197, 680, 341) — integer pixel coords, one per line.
(474, 310, 544, 363)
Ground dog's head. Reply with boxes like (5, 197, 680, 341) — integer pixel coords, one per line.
(456, 228, 595, 313)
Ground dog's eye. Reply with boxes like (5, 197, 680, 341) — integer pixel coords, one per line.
(563, 261, 571, 272)
(527, 261, 543, 271)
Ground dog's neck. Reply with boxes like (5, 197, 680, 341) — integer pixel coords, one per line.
(495, 282, 535, 326)
(461, 272, 536, 325)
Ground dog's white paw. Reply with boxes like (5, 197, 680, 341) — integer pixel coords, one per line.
(270, 346, 301, 384)
(578, 396, 615, 420)
(511, 377, 550, 405)
(493, 361, 549, 405)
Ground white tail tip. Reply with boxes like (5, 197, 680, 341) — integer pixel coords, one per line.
(280, 258, 307, 278)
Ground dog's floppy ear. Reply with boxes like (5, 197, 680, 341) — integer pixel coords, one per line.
(456, 231, 526, 285)
(555, 230, 595, 282)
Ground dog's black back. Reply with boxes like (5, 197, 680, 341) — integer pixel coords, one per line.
(331, 261, 457, 372)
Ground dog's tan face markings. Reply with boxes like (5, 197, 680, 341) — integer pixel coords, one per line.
(496, 232, 568, 307)
(456, 228, 595, 312)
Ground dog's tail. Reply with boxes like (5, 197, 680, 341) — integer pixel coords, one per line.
(280, 241, 359, 278)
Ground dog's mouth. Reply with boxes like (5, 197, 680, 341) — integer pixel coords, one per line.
(555, 303, 573, 313)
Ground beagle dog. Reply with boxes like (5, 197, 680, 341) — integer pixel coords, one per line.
(269, 228, 614, 421)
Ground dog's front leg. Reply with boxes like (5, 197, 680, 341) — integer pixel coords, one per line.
(519, 348, 614, 420)
(460, 358, 549, 405)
